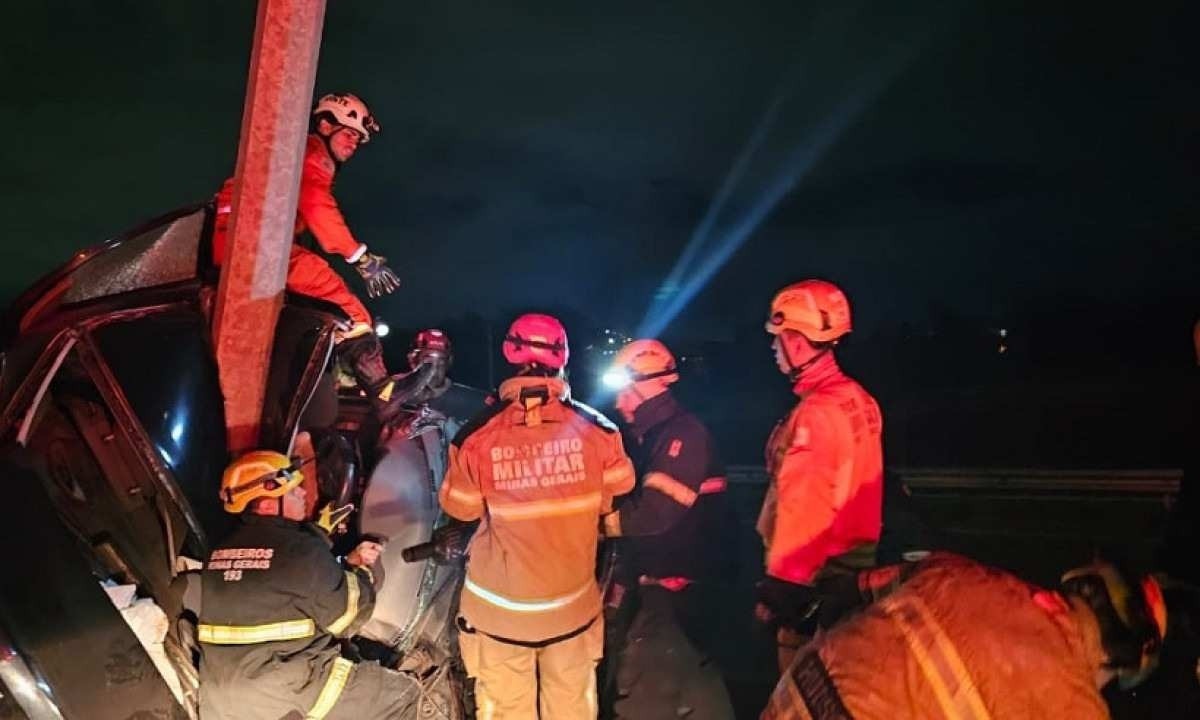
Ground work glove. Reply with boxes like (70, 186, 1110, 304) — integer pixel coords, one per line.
(354, 251, 401, 298)
(429, 520, 476, 564)
(755, 576, 820, 632)
(813, 573, 869, 628)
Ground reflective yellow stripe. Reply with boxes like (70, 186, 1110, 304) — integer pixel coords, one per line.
(325, 571, 361, 635)
(700, 476, 728, 495)
(603, 463, 634, 487)
(465, 576, 594, 613)
(880, 595, 991, 720)
(198, 619, 315, 645)
(602, 511, 622, 537)
(644, 472, 698, 507)
(445, 484, 483, 506)
(305, 657, 354, 719)
(489, 492, 601, 521)
(340, 322, 373, 340)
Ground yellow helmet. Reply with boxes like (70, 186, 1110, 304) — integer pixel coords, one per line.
(765, 280, 852, 343)
(602, 339, 679, 390)
(1061, 561, 1168, 689)
(219, 450, 304, 514)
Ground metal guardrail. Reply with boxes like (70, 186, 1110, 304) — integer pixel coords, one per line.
(725, 464, 1183, 496)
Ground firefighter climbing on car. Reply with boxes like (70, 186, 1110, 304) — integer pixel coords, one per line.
(212, 92, 417, 423)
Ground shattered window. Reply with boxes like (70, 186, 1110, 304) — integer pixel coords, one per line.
(60, 208, 204, 305)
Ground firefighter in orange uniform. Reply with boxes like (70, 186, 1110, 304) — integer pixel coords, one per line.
(755, 280, 884, 673)
(438, 313, 636, 720)
(213, 92, 409, 422)
(760, 553, 1170, 719)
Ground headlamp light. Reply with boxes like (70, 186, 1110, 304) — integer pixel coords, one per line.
(601, 368, 633, 390)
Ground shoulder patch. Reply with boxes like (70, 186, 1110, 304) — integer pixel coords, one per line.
(451, 394, 509, 447)
(565, 399, 619, 433)
(667, 439, 683, 458)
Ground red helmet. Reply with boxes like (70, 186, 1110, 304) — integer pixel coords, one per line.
(408, 328, 452, 368)
(502, 313, 569, 369)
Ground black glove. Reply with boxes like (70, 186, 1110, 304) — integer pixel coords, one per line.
(813, 573, 868, 628)
(755, 577, 820, 631)
(430, 520, 476, 564)
(354, 251, 401, 298)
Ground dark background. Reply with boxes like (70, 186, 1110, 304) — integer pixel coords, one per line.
(3, 1, 1197, 464)
(4, 4, 1199, 716)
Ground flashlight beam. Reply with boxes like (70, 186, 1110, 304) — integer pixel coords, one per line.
(637, 41, 922, 340)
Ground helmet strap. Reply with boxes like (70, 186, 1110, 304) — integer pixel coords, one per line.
(312, 124, 345, 169)
(787, 346, 831, 383)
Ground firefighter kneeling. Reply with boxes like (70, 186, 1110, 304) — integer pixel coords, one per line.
(199, 450, 419, 720)
(760, 552, 1169, 719)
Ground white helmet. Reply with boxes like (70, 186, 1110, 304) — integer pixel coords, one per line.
(313, 93, 381, 143)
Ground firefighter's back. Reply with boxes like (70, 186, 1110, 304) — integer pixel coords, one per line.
(198, 517, 343, 719)
(443, 375, 636, 642)
(763, 555, 1110, 720)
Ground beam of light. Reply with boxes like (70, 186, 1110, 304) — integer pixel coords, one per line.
(636, 42, 923, 341)
(651, 88, 790, 305)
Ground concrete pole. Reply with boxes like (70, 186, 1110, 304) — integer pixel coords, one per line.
(213, 0, 327, 453)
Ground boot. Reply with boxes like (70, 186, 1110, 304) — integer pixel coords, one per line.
(337, 333, 407, 423)
(338, 334, 440, 423)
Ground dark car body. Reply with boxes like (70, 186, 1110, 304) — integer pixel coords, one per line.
(0, 205, 459, 718)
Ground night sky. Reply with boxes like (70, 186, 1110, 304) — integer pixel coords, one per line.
(4, 1, 1197, 342)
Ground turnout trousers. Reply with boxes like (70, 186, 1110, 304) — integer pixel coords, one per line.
(458, 618, 604, 720)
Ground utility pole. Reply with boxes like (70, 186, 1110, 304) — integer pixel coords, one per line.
(213, 0, 327, 453)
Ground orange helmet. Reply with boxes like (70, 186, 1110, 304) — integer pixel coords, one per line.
(765, 280, 852, 343)
(502, 313, 569, 369)
(219, 450, 304, 513)
(603, 339, 679, 390)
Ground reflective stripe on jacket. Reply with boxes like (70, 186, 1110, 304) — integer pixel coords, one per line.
(761, 554, 1111, 720)
(198, 515, 376, 720)
(606, 391, 732, 584)
(757, 352, 883, 584)
(439, 375, 635, 642)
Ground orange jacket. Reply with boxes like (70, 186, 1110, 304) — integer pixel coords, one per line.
(761, 554, 1111, 720)
(439, 376, 636, 642)
(212, 135, 367, 265)
(756, 352, 883, 584)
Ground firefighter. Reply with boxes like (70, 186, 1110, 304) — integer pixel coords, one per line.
(213, 92, 408, 422)
(599, 339, 735, 720)
(438, 313, 637, 720)
(760, 553, 1170, 719)
(199, 450, 419, 720)
(755, 280, 884, 673)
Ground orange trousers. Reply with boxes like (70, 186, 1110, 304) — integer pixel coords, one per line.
(284, 245, 371, 327)
(213, 214, 370, 328)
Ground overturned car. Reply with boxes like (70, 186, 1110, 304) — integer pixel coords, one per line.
(0, 205, 479, 719)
